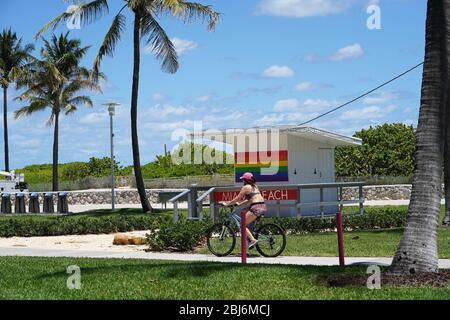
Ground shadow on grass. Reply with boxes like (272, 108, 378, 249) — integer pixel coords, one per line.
(34, 259, 366, 283)
(34, 261, 243, 280)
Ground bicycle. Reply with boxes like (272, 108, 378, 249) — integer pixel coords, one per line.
(206, 204, 287, 258)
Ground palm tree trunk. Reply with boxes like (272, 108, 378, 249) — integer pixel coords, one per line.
(444, 1, 450, 227)
(131, 12, 152, 213)
(3, 86, 9, 172)
(390, 0, 450, 273)
(52, 110, 59, 192)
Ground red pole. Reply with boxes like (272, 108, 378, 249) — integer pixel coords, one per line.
(241, 209, 247, 265)
(336, 211, 345, 267)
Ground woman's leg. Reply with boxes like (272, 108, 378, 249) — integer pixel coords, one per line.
(245, 212, 257, 242)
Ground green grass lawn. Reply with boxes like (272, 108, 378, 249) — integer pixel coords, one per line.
(198, 227, 450, 258)
(0, 256, 449, 300)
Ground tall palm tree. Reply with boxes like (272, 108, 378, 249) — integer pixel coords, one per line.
(35, 0, 220, 213)
(0, 29, 34, 171)
(390, 0, 450, 273)
(15, 33, 101, 191)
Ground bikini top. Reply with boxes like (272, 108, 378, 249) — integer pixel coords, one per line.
(245, 186, 261, 200)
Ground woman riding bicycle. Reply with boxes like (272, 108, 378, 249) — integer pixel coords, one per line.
(220, 172, 267, 249)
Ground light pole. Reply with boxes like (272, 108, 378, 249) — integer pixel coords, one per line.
(103, 102, 120, 211)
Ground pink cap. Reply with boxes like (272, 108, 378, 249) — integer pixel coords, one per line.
(240, 172, 254, 180)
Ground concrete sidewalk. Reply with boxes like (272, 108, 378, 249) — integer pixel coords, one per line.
(2, 247, 450, 269)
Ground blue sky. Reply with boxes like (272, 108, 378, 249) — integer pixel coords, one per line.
(0, 0, 426, 169)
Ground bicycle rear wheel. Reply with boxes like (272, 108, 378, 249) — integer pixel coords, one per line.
(255, 223, 286, 257)
(207, 223, 236, 257)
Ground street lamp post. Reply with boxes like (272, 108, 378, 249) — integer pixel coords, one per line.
(103, 102, 120, 211)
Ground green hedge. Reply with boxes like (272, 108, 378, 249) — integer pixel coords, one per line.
(0, 207, 408, 249)
(268, 207, 408, 234)
(0, 214, 170, 238)
(146, 219, 212, 252)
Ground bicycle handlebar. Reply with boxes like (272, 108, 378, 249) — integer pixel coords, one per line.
(218, 203, 237, 209)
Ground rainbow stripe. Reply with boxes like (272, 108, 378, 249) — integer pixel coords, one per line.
(234, 150, 289, 183)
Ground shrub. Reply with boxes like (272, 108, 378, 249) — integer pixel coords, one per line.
(268, 207, 408, 234)
(0, 214, 168, 238)
(146, 219, 212, 252)
(61, 162, 90, 181)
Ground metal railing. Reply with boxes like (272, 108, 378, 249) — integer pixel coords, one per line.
(197, 182, 365, 221)
(168, 189, 190, 223)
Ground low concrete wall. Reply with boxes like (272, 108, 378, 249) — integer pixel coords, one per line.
(4, 189, 185, 206)
(342, 185, 415, 201)
(2, 185, 437, 206)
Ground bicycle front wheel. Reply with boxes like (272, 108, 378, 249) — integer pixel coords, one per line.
(255, 223, 286, 257)
(207, 223, 236, 257)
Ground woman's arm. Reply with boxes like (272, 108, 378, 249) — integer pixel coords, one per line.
(223, 186, 250, 206)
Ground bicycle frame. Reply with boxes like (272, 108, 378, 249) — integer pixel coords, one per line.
(209, 206, 286, 258)
(222, 207, 269, 243)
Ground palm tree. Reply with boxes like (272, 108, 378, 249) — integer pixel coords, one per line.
(390, 0, 450, 273)
(0, 29, 34, 171)
(35, 0, 220, 213)
(15, 33, 101, 191)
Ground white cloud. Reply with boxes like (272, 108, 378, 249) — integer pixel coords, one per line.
(303, 99, 338, 110)
(254, 114, 286, 126)
(362, 91, 400, 105)
(305, 44, 364, 63)
(171, 38, 199, 56)
(144, 37, 198, 56)
(256, 0, 354, 18)
(329, 43, 364, 61)
(79, 112, 109, 125)
(273, 98, 338, 113)
(147, 104, 190, 117)
(339, 105, 397, 120)
(203, 111, 244, 125)
(152, 93, 167, 102)
(195, 95, 210, 103)
(273, 99, 301, 112)
(262, 65, 295, 78)
(294, 82, 321, 92)
(304, 54, 321, 63)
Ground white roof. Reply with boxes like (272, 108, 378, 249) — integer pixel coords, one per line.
(190, 125, 362, 147)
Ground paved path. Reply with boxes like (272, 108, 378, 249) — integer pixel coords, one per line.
(2, 247, 450, 268)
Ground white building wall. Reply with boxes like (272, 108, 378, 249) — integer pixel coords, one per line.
(286, 134, 338, 216)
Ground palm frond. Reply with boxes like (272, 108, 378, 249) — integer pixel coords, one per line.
(46, 113, 55, 127)
(7, 66, 22, 82)
(154, 0, 221, 31)
(67, 95, 93, 109)
(141, 12, 179, 73)
(35, 0, 109, 39)
(35, 12, 72, 40)
(14, 98, 50, 119)
(64, 104, 78, 115)
(92, 12, 126, 78)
